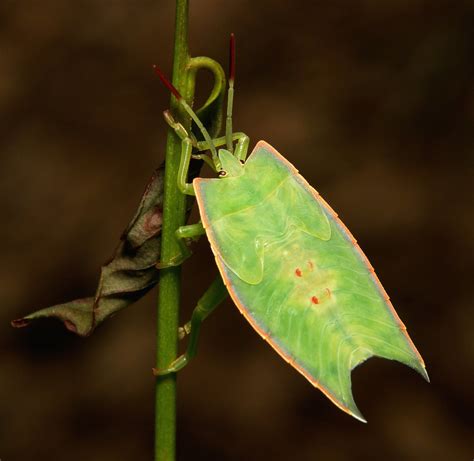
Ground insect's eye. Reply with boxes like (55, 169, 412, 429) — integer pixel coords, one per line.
(218, 170, 228, 178)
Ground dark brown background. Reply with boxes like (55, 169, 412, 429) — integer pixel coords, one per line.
(1, 1, 472, 460)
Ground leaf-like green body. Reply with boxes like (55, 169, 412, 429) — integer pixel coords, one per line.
(195, 141, 427, 421)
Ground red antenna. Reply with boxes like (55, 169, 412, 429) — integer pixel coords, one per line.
(152, 64, 219, 165)
(226, 33, 236, 152)
(229, 33, 236, 83)
(152, 64, 182, 101)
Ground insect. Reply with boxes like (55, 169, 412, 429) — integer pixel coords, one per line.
(153, 34, 428, 422)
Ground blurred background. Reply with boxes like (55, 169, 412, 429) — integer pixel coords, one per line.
(0, 0, 472, 459)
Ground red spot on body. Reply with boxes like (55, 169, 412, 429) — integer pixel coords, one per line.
(311, 296, 319, 305)
(295, 268, 302, 277)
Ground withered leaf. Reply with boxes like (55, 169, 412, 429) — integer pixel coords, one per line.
(12, 165, 165, 336)
(12, 62, 225, 336)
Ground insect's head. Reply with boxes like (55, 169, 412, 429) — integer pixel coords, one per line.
(217, 148, 244, 179)
(153, 34, 239, 177)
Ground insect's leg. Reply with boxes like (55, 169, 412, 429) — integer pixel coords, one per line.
(156, 223, 205, 269)
(163, 110, 198, 196)
(195, 132, 247, 152)
(153, 276, 228, 375)
(163, 114, 194, 195)
(176, 222, 204, 239)
(177, 137, 195, 196)
(163, 110, 193, 143)
(194, 132, 250, 165)
(174, 223, 205, 261)
(233, 133, 250, 162)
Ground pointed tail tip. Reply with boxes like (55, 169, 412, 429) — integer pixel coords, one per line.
(328, 384, 367, 423)
(348, 406, 367, 424)
(413, 359, 430, 383)
(420, 366, 430, 383)
(341, 398, 367, 423)
(352, 411, 367, 424)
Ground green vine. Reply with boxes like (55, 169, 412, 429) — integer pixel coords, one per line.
(154, 0, 189, 456)
(154, 1, 225, 459)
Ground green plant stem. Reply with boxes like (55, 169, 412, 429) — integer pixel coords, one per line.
(155, 0, 191, 459)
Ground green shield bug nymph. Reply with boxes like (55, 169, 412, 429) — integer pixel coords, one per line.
(152, 34, 428, 422)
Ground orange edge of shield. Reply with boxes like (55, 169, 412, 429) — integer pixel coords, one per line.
(193, 140, 427, 422)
